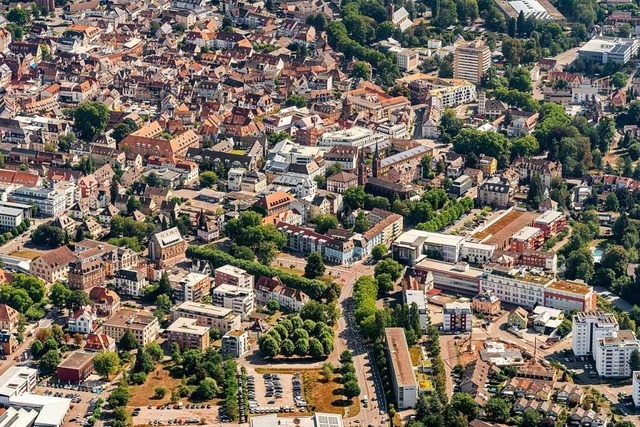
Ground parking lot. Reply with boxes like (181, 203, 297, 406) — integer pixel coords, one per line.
(34, 383, 103, 427)
(132, 405, 219, 426)
(244, 368, 308, 416)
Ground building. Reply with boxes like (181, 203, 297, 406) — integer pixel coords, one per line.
(0, 367, 38, 405)
(454, 40, 491, 84)
(102, 309, 160, 347)
(221, 330, 249, 358)
(0, 304, 20, 332)
(326, 172, 358, 194)
(572, 312, 618, 357)
(148, 227, 187, 267)
(89, 287, 121, 317)
(67, 305, 97, 334)
(0, 206, 23, 230)
(443, 302, 472, 332)
(212, 284, 255, 317)
(509, 226, 544, 253)
(403, 290, 429, 332)
(56, 351, 94, 383)
(178, 272, 211, 302)
(508, 307, 529, 329)
(533, 210, 567, 238)
(214, 265, 253, 289)
(10, 187, 66, 217)
(384, 328, 418, 409)
(67, 256, 105, 290)
(449, 175, 473, 197)
(393, 230, 466, 265)
(633, 371, 640, 407)
(30, 246, 76, 284)
(172, 301, 241, 334)
(594, 330, 640, 378)
(0, 330, 16, 356)
(544, 280, 596, 312)
(478, 177, 512, 208)
(114, 269, 147, 297)
(166, 317, 211, 351)
(413, 258, 483, 295)
(389, 47, 419, 71)
(480, 264, 550, 308)
(578, 36, 638, 64)
(472, 291, 501, 315)
(254, 276, 310, 312)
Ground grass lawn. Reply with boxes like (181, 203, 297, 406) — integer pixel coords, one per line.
(303, 370, 360, 418)
(128, 365, 183, 407)
(409, 346, 422, 366)
(12, 250, 43, 260)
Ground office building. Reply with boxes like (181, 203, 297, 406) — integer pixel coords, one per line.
(443, 302, 472, 332)
(56, 351, 95, 383)
(0, 206, 23, 230)
(172, 301, 241, 334)
(384, 328, 418, 409)
(10, 187, 66, 217)
(166, 317, 211, 351)
(578, 36, 638, 64)
(221, 330, 249, 358)
(572, 312, 619, 357)
(454, 40, 491, 84)
(393, 230, 466, 265)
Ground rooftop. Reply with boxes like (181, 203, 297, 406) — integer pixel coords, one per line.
(547, 280, 593, 296)
(166, 317, 210, 336)
(385, 328, 417, 388)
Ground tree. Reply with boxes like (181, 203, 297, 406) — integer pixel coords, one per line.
(93, 351, 120, 379)
(556, 319, 572, 338)
(127, 196, 141, 215)
(112, 118, 139, 143)
(374, 258, 403, 281)
(353, 211, 370, 233)
(305, 252, 326, 279)
(118, 330, 137, 351)
(7, 8, 30, 25)
(343, 380, 360, 399)
(340, 350, 353, 365)
(509, 67, 532, 92)
(484, 397, 511, 422)
(146, 343, 164, 363)
(108, 381, 131, 407)
(285, 95, 307, 108)
(565, 248, 595, 282)
(266, 299, 280, 313)
(73, 102, 109, 139)
(154, 387, 166, 399)
(66, 290, 91, 309)
(605, 193, 620, 212)
(39, 349, 61, 375)
(314, 215, 339, 234)
(133, 347, 154, 374)
(258, 335, 279, 358)
(146, 172, 160, 188)
(49, 283, 71, 309)
(199, 171, 219, 188)
(351, 61, 371, 80)
(520, 409, 542, 427)
(527, 173, 544, 209)
(280, 339, 295, 357)
(31, 224, 67, 247)
(343, 186, 366, 210)
(612, 71, 628, 90)
(376, 273, 394, 294)
(295, 338, 309, 356)
(30, 339, 43, 358)
(511, 135, 539, 158)
(321, 363, 334, 381)
(309, 338, 325, 358)
(601, 245, 629, 277)
(194, 378, 219, 400)
(439, 108, 463, 139)
(630, 349, 640, 373)
(371, 244, 387, 261)
(450, 393, 479, 420)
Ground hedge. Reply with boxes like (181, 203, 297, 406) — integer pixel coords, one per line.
(186, 246, 329, 300)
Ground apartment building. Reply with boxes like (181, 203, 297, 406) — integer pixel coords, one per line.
(214, 265, 254, 289)
(254, 276, 310, 312)
(389, 47, 419, 71)
(179, 272, 211, 302)
(594, 330, 640, 378)
(10, 186, 66, 217)
(102, 309, 160, 347)
(443, 302, 472, 332)
(212, 284, 255, 317)
(114, 269, 147, 297)
(221, 330, 249, 358)
(384, 328, 418, 409)
(533, 210, 567, 238)
(166, 317, 211, 351)
(509, 226, 544, 253)
(573, 312, 619, 357)
(454, 40, 491, 84)
(633, 371, 640, 407)
(544, 280, 596, 312)
(403, 290, 429, 332)
(31, 246, 76, 283)
(171, 301, 241, 334)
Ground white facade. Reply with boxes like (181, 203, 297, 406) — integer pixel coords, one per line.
(67, 306, 97, 334)
(10, 187, 66, 217)
(479, 267, 551, 309)
(572, 312, 618, 357)
(212, 284, 255, 317)
(221, 330, 249, 358)
(442, 302, 472, 332)
(0, 207, 23, 230)
(594, 330, 640, 378)
(114, 269, 148, 297)
(318, 127, 386, 148)
(403, 290, 429, 332)
(633, 371, 640, 407)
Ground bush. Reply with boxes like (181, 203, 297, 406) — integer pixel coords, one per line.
(130, 372, 147, 385)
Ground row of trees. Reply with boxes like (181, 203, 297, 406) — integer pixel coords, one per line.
(257, 315, 334, 359)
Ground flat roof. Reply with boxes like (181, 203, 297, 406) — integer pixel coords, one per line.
(57, 351, 94, 369)
(166, 317, 210, 336)
(415, 258, 484, 279)
(404, 290, 427, 309)
(548, 280, 592, 296)
(103, 309, 157, 330)
(534, 210, 564, 225)
(511, 226, 541, 242)
(384, 327, 418, 388)
(174, 301, 235, 318)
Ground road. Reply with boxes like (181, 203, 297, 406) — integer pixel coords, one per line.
(0, 217, 50, 255)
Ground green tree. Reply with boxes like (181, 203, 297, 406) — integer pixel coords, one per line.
(511, 135, 539, 158)
(93, 351, 120, 379)
(353, 211, 370, 233)
(527, 173, 544, 209)
(31, 224, 67, 247)
(305, 252, 326, 279)
(112, 118, 139, 143)
(145, 343, 164, 363)
(194, 378, 219, 400)
(605, 193, 620, 212)
(30, 339, 43, 358)
(7, 8, 30, 25)
(133, 347, 154, 374)
(199, 171, 219, 188)
(484, 397, 511, 422)
(509, 67, 532, 92)
(66, 290, 91, 309)
(376, 273, 394, 294)
(520, 409, 542, 427)
(371, 244, 387, 261)
(49, 283, 71, 309)
(612, 71, 628, 89)
(127, 196, 141, 215)
(295, 338, 309, 356)
(343, 186, 366, 210)
(285, 95, 307, 108)
(280, 339, 295, 357)
(565, 248, 595, 282)
(343, 380, 361, 399)
(39, 349, 61, 375)
(118, 330, 137, 351)
(73, 102, 109, 139)
(556, 319, 572, 338)
(451, 393, 479, 420)
(374, 258, 403, 281)
(630, 349, 640, 372)
(314, 215, 339, 234)
(351, 61, 371, 80)
(601, 245, 629, 277)
(309, 338, 324, 358)
(321, 362, 334, 381)
(258, 335, 279, 358)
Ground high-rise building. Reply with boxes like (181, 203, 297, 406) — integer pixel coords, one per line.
(572, 312, 618, 357)
(454, 40, 491, 84)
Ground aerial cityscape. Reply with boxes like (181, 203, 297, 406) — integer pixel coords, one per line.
(0, 0, 636, 426)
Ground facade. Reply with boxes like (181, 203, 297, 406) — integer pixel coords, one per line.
(10, 187, 66, 217)
(384, 328, 418, 409)
(594, 330, 640, 378)
(148, 227, 187, 267)
(114, 269, 147, 297)
(179, 272, 211, 302)
(212, 284, 255, 317)
(326, 172, 358, 194)
(254, 276, 310, 312)
(633, 371, 640, 407)
(472, 291, 501, 315)
(0, 206, 23, 230)
(67, 257, 105, 290)
(454, 40, 491, 84)
(102, 309, 160, 347)
(221, 330, 249, 358)
(166, 317, 211, 351)
(214, 265, 254, 289)
(56, 351, 95, 383)
(0, 304, 20, 332)
(393, 230, 466, 265)
(442, 302, 472, 332)
(572, 312, 619, 357)
(172, 301, 241, 334)
(478, 177, 512, 208)
(31, 246, 76, 284)
(403, 290, 429, 332)
(533, 210, 567, 238)
(509, 226, 544, 253)
(67, 306, 97, 334)
(578, 36, 638, 64)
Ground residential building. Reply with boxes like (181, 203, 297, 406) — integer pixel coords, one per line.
(384, 328, 418, 409)
(171, 301, 241, 334)
(413, 258, 484, 295)
(594, 330, 640, 377)
(389, 47, 419, 71)
(572, 312, 619, 357)
(221, 330, 249, 358)
(478, 177, 513, 208)
(544, 280, 596, 312)
(326, 172, 358, 194)
(67, 305, 97, 334)
(166, 317, 211, 351)
(254, 191, 295, 216)
(472, 291, 501, 315)
(633, 371, 640, 407)
(403, 290, 429, 331)
(67, 256, 105, 290)
(454, 40, 491, 84)
(31, 246, 76, 284)
(254, 276, 310, 312)
(89, 286, 121, 317)
(177, 272, 211, 302)
(114, 269, 147, 297)
(56, 351, 95, 383)
(443, 302, 472, 332)
(512, 156, 562, 189)
(508, 307, 529, 329)
(10, 187, 66, 217)
(102, 309, 160, 347)
(533, 210, 567, 238)
(214, 265, 253, 289)
(148, 227, 187, 268)
(509, 226, 544, 253)
(0, 304, 20, 332)
(212, 284, 255, 317)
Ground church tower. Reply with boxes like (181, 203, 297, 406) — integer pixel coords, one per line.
(372, 142, 381, 178)
(340, 95, 352, 124)
(357, 147, 367, 186)
(387, 0, 395, 21)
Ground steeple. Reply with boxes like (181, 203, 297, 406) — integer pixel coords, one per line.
(372, 142, 381, 178)
(357, 147, 367, 186)
(340, 95, 352, 124)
